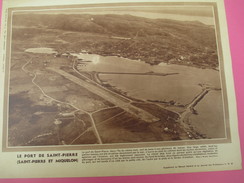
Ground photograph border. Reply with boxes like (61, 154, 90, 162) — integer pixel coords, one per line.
(2, 1, 231, 152)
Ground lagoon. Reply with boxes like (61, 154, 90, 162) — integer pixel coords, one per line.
(74, 52, 226, 138)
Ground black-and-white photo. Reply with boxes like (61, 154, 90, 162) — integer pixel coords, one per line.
(7, 3, 228, 147)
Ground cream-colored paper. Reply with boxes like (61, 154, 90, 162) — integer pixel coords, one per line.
(0, 0, 241, 178)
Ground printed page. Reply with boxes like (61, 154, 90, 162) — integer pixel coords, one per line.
(0, 0, 241, 178)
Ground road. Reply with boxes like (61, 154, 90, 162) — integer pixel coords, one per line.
(180, 89, 210, 122)
(177, 88, 210, 138)
(187, 89, 209, 110)
(91, 71, 178, 84)
(22, 58, 103, 144)
(96, 71, 178, 76)
(48, 67, 160, 123)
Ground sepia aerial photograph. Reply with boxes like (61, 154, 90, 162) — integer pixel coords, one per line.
(6, 4, 228, 147)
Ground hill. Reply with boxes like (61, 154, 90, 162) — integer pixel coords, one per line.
(12, 13, 218, 68)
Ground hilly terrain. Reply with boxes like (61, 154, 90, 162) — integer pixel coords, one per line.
(12, 13, 218, 68)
